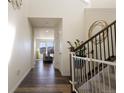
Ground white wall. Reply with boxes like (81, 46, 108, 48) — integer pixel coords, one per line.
(58, 22, 63, 74)
(54, 24, 62, 70)
(34, 28, 54, 39)
(28, 0, 85, 76)
(83, 8, 116, 40)
(8, 0, 33, 93)
(54, 28, 60, 69)
(90, 0, 116, 8)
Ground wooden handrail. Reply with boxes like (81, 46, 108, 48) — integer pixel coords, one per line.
(74, 20, 116, 51)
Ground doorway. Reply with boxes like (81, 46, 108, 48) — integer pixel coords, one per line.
(29, 18, 62, 70)
(36, 39, 54, 63)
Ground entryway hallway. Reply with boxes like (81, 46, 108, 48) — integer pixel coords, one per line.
(14, 61, 71, 93)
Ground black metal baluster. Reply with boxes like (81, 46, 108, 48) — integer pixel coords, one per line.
(73, 57, 76, 83)
(80, 49, 83, 82)
(70, 53, 72, 81)
(76, 55, 78, 83)
(91, 40, 94, 58)
(87, 42, 91, 79)
(78, 59, 80, 86)
(95, 37, 98, 74)
(85, 60, 87, 82)
(84, 45, 87, 81)
(87, 43, 90, 58)
(114, 22, 116, 44)
(73, 52, 77, 81)
(91, 39, 94, 76)
(99, 33, 102, 60)
(107, 28, 110, 59)
(95, 33, 102, 92)
(110, 25, 114, 56)
(79, 59, 81, 82)
(114, 23, 116, 58)
(83, 49, 85, 81)
(95, 37, 98, 59)
(82, 48, 84, 83)
(78, 50, 81, 83)
(103, 31, 106, 60)
(99, 33, 102, 70)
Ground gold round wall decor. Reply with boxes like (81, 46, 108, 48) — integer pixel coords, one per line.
(88, 20, 108, 45)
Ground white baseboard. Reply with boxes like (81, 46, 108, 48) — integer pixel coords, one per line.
(54, 66, 70, 76)
(9, 67, 31, 93)
(61, 70, 70, 76)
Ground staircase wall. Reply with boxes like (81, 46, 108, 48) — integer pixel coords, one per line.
(83, 8, 116, 41)
(90, 0, 116, 8)
(82, 8, 116, 61)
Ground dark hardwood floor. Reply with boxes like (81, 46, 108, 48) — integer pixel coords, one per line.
(14, 60, 71, 93)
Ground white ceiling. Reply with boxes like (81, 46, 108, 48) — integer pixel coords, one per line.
(29, 18, 62, 28)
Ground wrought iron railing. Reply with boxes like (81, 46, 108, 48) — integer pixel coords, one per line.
(70, 55, 116, 93)
(69, 20, 116, 93)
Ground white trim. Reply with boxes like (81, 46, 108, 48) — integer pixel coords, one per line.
(69, 80, 78, 93)
(72, 56, 116, 66)
(74, 89, 79, 93)
(9, 68, 31, 93)
(70, 52, 75, 54)
(36, 37, 54, 40)
(70, 53, 116, 92)
(71, 52, 75, 91)
(70, 52, 78, 93)
(69, 80, 78, 85)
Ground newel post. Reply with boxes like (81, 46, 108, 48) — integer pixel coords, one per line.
(69, 47, 75, 80)
(69, 47, 76, 92)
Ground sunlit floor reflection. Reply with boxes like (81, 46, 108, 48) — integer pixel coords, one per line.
(35, 60, 55, 79)
(15, 59, 71, 93)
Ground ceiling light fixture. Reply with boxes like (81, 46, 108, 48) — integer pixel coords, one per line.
(8, 0, 22, 9)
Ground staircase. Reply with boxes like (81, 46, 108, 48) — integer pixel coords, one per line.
(69, 20, 116, 93)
